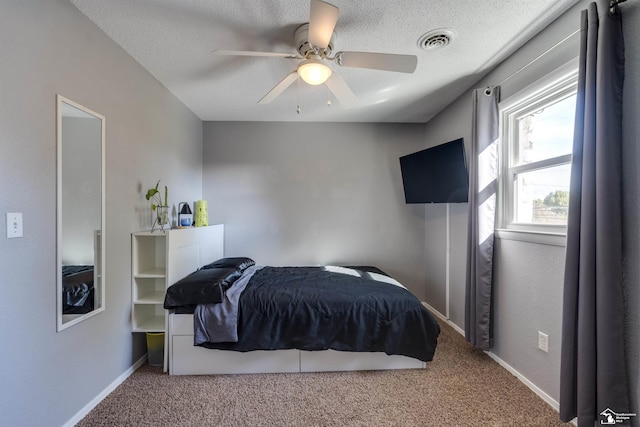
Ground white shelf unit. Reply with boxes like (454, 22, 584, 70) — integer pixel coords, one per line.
(131, 225, 224, 333)
(131, 232, 167, 332)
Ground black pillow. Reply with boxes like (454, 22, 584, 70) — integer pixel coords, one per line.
(201, 257, 255, 272)
(163, 267, 242, 309)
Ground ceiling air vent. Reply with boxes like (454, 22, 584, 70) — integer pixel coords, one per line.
(418, 29, 456, 51)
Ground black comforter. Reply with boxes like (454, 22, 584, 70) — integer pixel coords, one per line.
(197, 266, 440, 362)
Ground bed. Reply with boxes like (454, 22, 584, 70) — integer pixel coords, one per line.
(62, 265, 95, 314)
(164, 257, 440, 375)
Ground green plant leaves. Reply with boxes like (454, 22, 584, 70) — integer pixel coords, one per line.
(145, 180, 167, 210)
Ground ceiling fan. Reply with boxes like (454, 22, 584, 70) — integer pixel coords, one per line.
(213, 0, 418, 107)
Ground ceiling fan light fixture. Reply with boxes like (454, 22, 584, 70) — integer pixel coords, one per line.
(297, 59, 332, 85)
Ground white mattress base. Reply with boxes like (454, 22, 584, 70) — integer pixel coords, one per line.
(168, 313, 425, 375)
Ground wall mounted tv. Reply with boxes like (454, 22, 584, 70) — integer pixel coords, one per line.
(399, 138, 469, 204)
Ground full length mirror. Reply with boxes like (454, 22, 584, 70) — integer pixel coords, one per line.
(57, 95, 105, 331)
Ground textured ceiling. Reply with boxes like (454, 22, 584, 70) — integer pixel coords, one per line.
(70, 0, 578, 123)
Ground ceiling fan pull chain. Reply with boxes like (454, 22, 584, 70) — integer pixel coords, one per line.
(297, 77, 302, 114)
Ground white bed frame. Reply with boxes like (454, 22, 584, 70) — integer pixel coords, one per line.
(168, 313, 425, 375)
(164, 226, 426, 375)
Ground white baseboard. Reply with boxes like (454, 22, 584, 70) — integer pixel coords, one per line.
(62, 355, 147, 427)
(422, 301, 465, 335)
(422, 301, 562, 414)
(484, 352, 559, 410)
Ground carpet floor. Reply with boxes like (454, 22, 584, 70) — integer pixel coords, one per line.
(77, 321, 570, 426)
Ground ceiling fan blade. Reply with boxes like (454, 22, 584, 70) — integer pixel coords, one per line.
(335, 51, 418, 73)
(258, 71, 299, 104)
(308, 0, 339, 49)
(213, 50, 299, 59)
(326, 73, 357, 107)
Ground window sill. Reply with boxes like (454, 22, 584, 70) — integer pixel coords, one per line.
(495, 229, 566, 247)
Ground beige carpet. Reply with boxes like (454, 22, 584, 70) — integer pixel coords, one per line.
(77, 321, 570, 426)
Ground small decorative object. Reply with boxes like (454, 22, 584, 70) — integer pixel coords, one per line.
(178, 202, 193, 228)
(194, 200, 208, 227)
(145, 180, 169, 232)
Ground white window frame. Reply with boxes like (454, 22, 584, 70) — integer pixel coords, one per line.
(497, 59, 579, 241)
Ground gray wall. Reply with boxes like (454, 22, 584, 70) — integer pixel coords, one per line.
(202, 122, 428, 298)
(0, 1, 203, 426)
(422, 0, 640, 417)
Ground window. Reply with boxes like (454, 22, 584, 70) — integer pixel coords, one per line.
(499, 61, 578, 235)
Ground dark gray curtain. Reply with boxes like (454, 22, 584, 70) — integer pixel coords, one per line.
(465, 86, 500, 351)
(559, 1, 628, 425)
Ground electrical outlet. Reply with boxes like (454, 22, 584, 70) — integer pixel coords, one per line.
(6, 213, 23, 239)
(538, 331, 549, 353)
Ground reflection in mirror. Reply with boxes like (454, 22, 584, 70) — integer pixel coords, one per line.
(57, 95, 105, 331)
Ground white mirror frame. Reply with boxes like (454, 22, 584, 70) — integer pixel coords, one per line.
(56, 95, 106, 331)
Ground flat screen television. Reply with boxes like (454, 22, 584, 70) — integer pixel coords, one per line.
(399, 138, 469, 203)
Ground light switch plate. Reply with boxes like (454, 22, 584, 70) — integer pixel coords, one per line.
(6, 213, 23, 238)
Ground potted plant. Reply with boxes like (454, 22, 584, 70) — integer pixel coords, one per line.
(145, 180, 169, 231)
